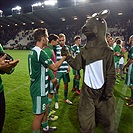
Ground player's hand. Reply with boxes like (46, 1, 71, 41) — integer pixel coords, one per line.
(0, 59, 20, 74)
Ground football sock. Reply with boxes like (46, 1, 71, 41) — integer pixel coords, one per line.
(33, 130, 40, 133)
(75, 79, 80, 90)
(48, 98, 52, 115)
(42, 121, 48, 130)
(54, 94, 58, 102)
(73, 79, 76, 88)
(64, 89, 68, 100)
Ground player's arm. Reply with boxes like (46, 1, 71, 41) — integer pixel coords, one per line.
(123, 58, 133, 72)
(48, 56, 66, 71)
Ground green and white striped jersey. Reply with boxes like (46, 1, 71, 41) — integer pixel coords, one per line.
(28, 46, 53, 97)
(56, 44, 70, 73)
(71, 44, 80, 57)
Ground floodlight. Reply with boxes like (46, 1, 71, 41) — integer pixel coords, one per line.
(11, 6, 22, 15)
(15, 24, 18, 26)
(1, 25, 2, 28)
(12, 6, 21, 11)
(0, 10, 3, 13)
(23, 23, 26, 25)
(31, 2, 44, 12)
(44, 0, 58, 6)
(61, 18, 65, 21)
(0, 10, 3, 17)
(40, 20, 44, 24)
(31, 2, 42, 7)
(73, 16, 78, 20)
(118, 12, 122, 16)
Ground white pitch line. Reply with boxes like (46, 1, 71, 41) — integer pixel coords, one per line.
(5, 82, 29, 96)
(114, 84, 127, 132)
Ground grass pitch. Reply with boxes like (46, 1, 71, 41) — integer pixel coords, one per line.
(1, 50, 133, 133)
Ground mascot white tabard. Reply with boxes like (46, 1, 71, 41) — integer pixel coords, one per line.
(61, 10, 116, 133)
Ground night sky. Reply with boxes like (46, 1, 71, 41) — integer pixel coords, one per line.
(0, 0, 73, 15)
(0, 0, 41, 15)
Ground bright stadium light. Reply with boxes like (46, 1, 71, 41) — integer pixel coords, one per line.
(31, 22, 34, 25)
(31, 2, 44, 12)
(40, 20, 44, 24)
(118, 12, 122, 16)
(0, 10, 3, 17)
(61, 17, 65, 22)
(73, 16, 78, 20)
(32, 2, 42, 7)
(23, 23, 26, 26)
(44, 0, 58, 6)
(11, 6, 22, 15)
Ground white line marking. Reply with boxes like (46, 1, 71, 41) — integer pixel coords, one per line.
(114, 84, 127, 132)
(5, 82, 29, 96)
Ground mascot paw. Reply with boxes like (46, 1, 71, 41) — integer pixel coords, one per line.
(61, 46, 69, 56)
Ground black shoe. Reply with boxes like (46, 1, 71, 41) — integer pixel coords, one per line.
(43, 126, 57, 133)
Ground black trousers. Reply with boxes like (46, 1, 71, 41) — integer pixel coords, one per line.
(0, 91, 5, 133)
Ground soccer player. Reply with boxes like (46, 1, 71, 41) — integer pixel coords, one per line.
(71, 35, 81, 95)
(123, 35, 133, 107)
(43, 34, 59, 121)
(28, 28, 66, 133)
(54, 33, 72, 109)
(0, 43, 19, 133)
(113, 37, 122, 84)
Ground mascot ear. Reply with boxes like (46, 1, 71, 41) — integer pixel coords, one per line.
(98, 9, 110, 19)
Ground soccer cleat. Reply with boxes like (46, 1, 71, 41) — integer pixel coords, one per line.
(43, 126, 57, 133)
(49, 110, 56, 116)
(48, 115, 58, 121)
(64, 99, 73, 105)
(126, 101, 133, 107)
(55, 102, 59, 109)
(72, 88, 76, 91)
(125, 97, 132, 101)
(75, 90, 80, 95)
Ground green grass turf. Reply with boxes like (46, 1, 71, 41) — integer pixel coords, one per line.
(1, 50, 133, 133)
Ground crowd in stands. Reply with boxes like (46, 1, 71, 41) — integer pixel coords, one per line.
(0, 18, 133, 50)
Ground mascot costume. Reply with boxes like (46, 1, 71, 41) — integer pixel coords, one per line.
(61, 10, 116, 133)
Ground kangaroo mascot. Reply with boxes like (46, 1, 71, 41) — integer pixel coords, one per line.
(61, 10, 116, 133)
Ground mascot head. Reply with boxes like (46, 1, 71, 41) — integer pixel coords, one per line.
(82, 9, 110, 44)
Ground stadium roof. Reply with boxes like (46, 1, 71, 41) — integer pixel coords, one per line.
(0, 1, 132, 29)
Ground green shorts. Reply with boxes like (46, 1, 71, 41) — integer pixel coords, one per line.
(57, 72, 70, 84)
(32, 96, 48, 114)
(72, 69, 80, 76)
